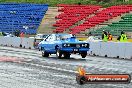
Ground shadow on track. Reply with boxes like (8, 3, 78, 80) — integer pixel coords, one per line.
(47, 55, 86, 62)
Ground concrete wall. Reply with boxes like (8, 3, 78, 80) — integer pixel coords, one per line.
(0, 37, 35, 49)
(88, 41, 132, 59)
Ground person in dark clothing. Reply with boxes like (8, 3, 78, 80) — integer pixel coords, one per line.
(117, 31, 127, 42)
(14, 30, 20, 37)
(102, 30, 108, 42)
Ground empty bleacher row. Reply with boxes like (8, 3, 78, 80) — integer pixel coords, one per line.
(91, 14, 132, 36)
(53, 4, 101, 33)
(0, 3, 48, 34)
(53, 4, 132, 35)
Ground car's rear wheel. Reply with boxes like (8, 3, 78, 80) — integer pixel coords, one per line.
(42, 50, 49, 57)
(64, 53, 70, 58)
(56, 50, 63, 59)
(81, 52, 87, 58)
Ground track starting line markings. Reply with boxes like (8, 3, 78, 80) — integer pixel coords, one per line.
(0, 56, 24, 62)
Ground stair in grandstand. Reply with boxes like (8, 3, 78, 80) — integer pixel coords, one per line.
(38, 7, 60, 34)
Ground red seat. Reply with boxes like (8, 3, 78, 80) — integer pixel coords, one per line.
(68, 5, 132, 34)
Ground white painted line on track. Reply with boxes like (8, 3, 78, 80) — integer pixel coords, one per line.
(13, 61, 78, 74)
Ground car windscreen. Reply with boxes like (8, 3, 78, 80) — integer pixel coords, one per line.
(56, 34, 73, 40)
(42, 35, 49, 38)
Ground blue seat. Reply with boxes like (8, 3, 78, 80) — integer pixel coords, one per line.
(0, 3, 48, 34)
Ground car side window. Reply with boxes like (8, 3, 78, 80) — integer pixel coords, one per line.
(45, 35, 55, 41)
(56, 35, 61, 40)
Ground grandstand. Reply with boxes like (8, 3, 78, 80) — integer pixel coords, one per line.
(0, 2, 132, 37)
(53, 4, 102, 33)
(0, 3, 48, 34)
(91, 13, 132, 36)
(51, 4, 132, 37)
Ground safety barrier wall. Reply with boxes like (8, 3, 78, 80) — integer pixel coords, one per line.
(88, 41, 132, 59)
(0, 37, 35, 49)
(0, 37, 131, 59)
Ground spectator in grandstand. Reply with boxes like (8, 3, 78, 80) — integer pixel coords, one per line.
(117, 31, 127, 42)
(102, 30, 108, 42)
(108, 31, 113, 41)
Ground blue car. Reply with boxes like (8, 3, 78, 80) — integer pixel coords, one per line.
(38, 33, 90, 58)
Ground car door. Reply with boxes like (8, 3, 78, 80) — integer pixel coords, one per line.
(44, 34, 56, 51)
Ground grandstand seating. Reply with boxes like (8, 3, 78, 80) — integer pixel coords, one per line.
(0, 3, 48, 34)
(53, 4, 132, 34)
(91, 14, 132, 36)
(70, 5, 132, 34)
(53, 4, 101, 33)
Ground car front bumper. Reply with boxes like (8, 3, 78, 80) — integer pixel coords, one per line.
(60, 47, 89, 53)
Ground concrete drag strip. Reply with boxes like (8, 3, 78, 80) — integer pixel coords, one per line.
(0, 46, 132, 88)
(17, 61, 78, 74)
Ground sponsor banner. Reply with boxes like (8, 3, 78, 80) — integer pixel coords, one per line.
(76, 67, 131, 85)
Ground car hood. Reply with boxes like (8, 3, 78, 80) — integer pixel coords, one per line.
(62, 37, 86, 43)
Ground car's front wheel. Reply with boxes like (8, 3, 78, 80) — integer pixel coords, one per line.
(42, 50, 49, 57)
(64, 53, 70, 58)
(56, 50, 63, 59)
(81, 52, 87, 58)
